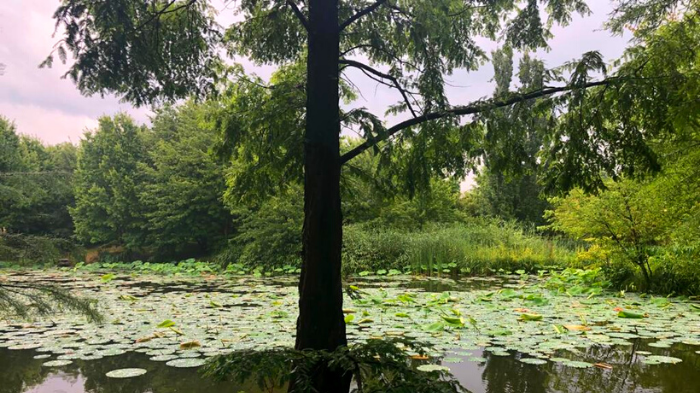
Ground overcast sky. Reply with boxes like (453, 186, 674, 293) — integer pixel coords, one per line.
(0, 0, 631, 145)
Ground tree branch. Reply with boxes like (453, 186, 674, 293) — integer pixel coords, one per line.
(339, 0, 388, 31)
(339, 59, 418, 117)
(286, 0, 309, 32)
(135, 0, 196, 31)
(340, 79, 615, 165)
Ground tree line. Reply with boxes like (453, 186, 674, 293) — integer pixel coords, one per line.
(1, 104, 494, 264)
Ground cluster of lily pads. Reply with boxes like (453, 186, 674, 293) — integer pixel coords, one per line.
(0, 269, 698, 380)
(70, 259, 301, 277)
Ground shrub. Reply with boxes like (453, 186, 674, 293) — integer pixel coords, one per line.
(0, 233, 83, 266)
(341, 219, 576, 276)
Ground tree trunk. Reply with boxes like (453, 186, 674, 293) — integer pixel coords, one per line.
(637, 256, 652, 290)
(293, 0, 350, 392)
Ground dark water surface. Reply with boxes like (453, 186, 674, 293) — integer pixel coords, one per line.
(3, 340, 699, 393)
(2, 276, 700, 393)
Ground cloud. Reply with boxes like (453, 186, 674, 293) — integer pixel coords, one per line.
(0, 102, 97, 145)
(0, 0, 630, 146)
(0, 0, 150, 143)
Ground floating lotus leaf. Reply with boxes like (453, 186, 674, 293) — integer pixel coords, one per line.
(549, 357, 570, 363)
(42, 360, 73, 367)
(562, 360, 593, 368)
(57, 354, 82, 360)
(442, 357, 463, 363)
(151, 354, 179, 362)
(8, 343, 43, 350)
(0, 270, 694, 377)
(79, 354, 105, 360)
(106, 368, 148, 378)
(178, 351, 202, 358)
(643, 356, 682, 364)
(33, 354, 52, 359)
(417, 365, 450, 372)
(519, 358, 547, 365)
(165, 358, 207, 368)
(99, 348, 127, 356)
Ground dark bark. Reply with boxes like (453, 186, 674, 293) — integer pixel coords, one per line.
(637, 256, 652, 289)
(293, 0, 351, 391)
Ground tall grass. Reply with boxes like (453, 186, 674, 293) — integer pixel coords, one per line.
(342, 219, 577, 276)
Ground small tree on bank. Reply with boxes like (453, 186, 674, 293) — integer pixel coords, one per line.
(42, 0, 689, 390)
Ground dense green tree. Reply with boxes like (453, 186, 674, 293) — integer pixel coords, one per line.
(473, 50, 551, 227)
(140, 103, 232, 257)
(71, 114, 150, 250)
(547, 179, 669, 287)
(44, 0, 688, 389)
(0, 117, 24, 233)
(546, 11, 700, 291)
(226, 184, 305, 269)
(0, 118, 77, 237)
(0, 117, 22, 174)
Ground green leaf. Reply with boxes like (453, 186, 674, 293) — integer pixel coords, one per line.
(157, 319, 176, 328)
(520, 313, 543, 321)
(617, 310, 645, 319)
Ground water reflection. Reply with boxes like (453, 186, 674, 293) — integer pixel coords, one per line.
(447, 340, 700, 393)
(0, 349, 247, 393)
(4, 339, 699, 393)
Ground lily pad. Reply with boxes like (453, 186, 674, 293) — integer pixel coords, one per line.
(106, 368, 148, 378)
(42, 360, 73, 367)
(8, 343, 42, 350)
(150, 354, 179, 362)
(519, 358, 547, 365)
(417, 364, 450, 372)
(165, 358, 207, 368)
(562, 360, 593, 368)
(643, 356, 682, 365)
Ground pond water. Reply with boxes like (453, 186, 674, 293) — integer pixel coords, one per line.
(1, 271, 699, 393)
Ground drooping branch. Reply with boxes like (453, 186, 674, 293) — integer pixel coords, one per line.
(340, 79, 615, 165)
(286, 0, 309, 32)
(339, 59, 418, 117)
(339, 0, 388, 31)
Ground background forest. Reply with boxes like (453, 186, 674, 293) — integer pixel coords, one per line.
(1, 17, 699, 296)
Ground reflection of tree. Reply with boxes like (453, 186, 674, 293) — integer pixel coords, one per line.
(76, 352, 258, 393)
(2, 340, 699, 393)
(480, 351, 548, 393)
(0, 349, 259, 393)
(467, 340, 700, 393)
(544, 340, 700, 393)
(0, 349, 52, 393)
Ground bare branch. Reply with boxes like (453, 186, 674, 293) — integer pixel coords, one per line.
(340, 79, 615, 165)
(340, 59, 418, 117)
(286, 1, 309, 32)
(339, 0, 388, 31)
